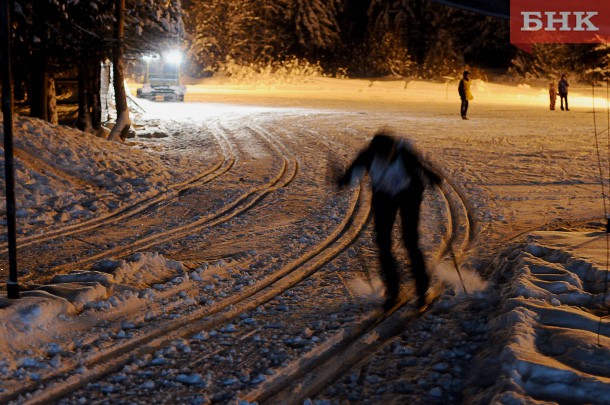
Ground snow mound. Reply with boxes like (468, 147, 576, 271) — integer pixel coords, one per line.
(0, 252, 188, 359)
(481, 231, 610, 404)
(112, 252, 186, 289)
(0, 116, 177, 237)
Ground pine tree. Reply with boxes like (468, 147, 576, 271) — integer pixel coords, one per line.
(185, 0, 292, 73)
(291, 0, 344, 51)
(185, 0, 346, 73)
(12, 0, 183, 131)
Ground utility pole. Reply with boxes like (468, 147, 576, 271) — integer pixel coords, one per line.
(1, 0, 19, 299)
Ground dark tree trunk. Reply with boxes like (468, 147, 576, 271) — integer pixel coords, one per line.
(91, 61, 102, 130)
(112, 52, 127, 117)
(29, 0, 50, 121)
(77, 61, 89, 131)
(13, 69, 25, 101)
(108, 0, 130, 141)
(77, 59, 103, 133)
(30, 50, 48, 120)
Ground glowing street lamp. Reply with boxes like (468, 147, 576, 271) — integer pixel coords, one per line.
(142, 54, 156, 83)
(163, 49, 183, 65)
(162, 49, 183, 86)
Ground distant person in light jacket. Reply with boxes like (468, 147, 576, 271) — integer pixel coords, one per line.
(458, 71, 473, 120)
(337, 130, 443, 310)
(558, 74, 569, 111)
(549, 80, 557, 111)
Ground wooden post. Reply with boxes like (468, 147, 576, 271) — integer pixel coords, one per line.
(1, 0, 19, 299)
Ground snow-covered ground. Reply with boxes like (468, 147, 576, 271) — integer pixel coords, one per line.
(0, 77, 609, 404)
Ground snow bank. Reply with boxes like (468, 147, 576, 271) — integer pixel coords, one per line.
(0, 252, 189, 368)
(0, 116, 178, 237)
(481, 230, 610, 404)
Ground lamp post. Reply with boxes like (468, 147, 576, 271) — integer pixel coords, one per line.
(142, 55, 154, 84)
(1, 0, 19, 299)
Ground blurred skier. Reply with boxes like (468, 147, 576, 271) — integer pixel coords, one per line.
(337, 130, 442, 310)
(558, 74, 569, 111)
(549, 81, 557, 111)
(458, 70, 473, 120)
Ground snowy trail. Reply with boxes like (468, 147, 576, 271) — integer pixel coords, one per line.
(2, 79, 609, 404)
(243, 283, 445, 404)
(0, 122, 231, 271)
(58, 122, 299, 271)
(0, 108, 474, 404)
(1, 152, 366, 403)
(1, 121, 291, 281)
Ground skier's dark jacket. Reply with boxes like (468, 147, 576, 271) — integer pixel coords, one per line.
(338, 132, 442, 197)
(458, 79, 466, 100)
(458, 78, 473, 101)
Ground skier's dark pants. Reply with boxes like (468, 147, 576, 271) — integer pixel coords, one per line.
(560, 95, 568, 110)
(372, 186, 429, 305)
(460, 99, 469, 117)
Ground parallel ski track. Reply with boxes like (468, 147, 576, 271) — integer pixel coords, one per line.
(2, 127, 475, 404)
(3, 168, 369, 405)
(245, 285, 445, 404)
(241, 164, 477, 404)
(224, 126, 477, 404)
(293, 124, 476, 266)
(55, 123, 299, 272)
(0, 124, 235, 287)
(3, 123, 298, 283)
(4, 124, 233, 251)
(0, 123, 299, 403)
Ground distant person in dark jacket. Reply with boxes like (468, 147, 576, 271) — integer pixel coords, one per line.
(549, 81, 557, 111)
(558, 74, 569, 111)
(337, 130, 442, 310)
(458, 71, 473, 120)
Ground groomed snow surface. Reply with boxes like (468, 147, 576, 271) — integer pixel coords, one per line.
(0, 76, 609, 404)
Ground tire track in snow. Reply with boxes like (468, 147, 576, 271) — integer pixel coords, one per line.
(0, 123, 302, 401)
(244, 284, 444, 404)
(1, 122, 360, 404)
(156, 125, 478, 405)
(438, 172, 478, 262)
(145, 122, 303, 264)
